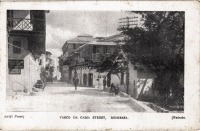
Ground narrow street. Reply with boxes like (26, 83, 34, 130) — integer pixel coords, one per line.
(6, 82, 147, 112)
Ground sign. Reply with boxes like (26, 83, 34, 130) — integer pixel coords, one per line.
(8, 60, 24, 69)
(9, 69, 21, 74)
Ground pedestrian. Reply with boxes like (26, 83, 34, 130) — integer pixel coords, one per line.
(73, 76, 79, 91)
(110, 83, 115, 96)
(103, 77, 106, 90)
(40, 67, 47, 91)
(114, 84, 119, 96)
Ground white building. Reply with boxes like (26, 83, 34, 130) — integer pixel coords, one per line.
(7, 10, 48, 95)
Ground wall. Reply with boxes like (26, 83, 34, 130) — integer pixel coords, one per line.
(67, 43, 84, 54)
(137, 70, 157, 100)
(91, 45, 116, 61)
(80, 45, 92, 60)
(62, 66, 70, 82)
(8, 53, 41, 94)
(8, 36, 28, 60)
(127, 62, 157, 100)
(80, 45, 116, 62)
(13, 10, 30, 19)
(8, 36, 41, 95)
(128, 62, 138, 98)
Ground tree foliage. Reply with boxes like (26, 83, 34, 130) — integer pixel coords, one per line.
(120, 11, 184, 102)
(121, 12, 184, 73)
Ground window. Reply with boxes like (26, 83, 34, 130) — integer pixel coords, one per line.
(39, 59, 42, 65)
(104, 46, 110, 54)
(93, 45, 100, 54)
(13, 41, 21, 54)
(121, 72, 124, 84)
(142, 14, 144, 18)
(73, 44, 76, 49)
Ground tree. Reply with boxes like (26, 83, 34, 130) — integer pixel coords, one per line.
(120, 12, 184, 103)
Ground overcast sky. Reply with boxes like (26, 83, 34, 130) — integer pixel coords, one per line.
(46, 11, 135, 57)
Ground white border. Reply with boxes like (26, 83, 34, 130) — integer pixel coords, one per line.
(0, 1, 200, 130)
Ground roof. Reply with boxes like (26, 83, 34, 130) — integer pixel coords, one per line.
(62, 42, 68, 50)
(101, 33, 126, 43)
(67, 34, 93, 44)
(45, 51, 52, 55)
(77, 34, 92, 37)
(88, 40, 116, 46)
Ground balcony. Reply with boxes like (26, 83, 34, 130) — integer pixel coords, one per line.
(7, 18, 45, 33)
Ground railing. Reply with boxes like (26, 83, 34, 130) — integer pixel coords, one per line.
(7, 18, 45, 32)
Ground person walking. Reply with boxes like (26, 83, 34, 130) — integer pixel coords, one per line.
(114, 84, 119, 96)
(110, 83, 115, 96)
(40, 67, 47, 91)
(73, 76, 79, 91)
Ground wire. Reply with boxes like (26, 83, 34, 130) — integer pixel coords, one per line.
(8, 43, 29, 51)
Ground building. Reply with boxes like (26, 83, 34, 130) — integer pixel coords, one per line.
(102, 34, 157, 100)
(61, 33, 157, 100)
(61, 35, 118, 88)
(62, 34, 93, 55)
(61, 34, 93, 82)
(7, 10, 48, 94)
(70, 39, 118, 89)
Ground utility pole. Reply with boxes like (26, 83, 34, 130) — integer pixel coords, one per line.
(118, 16, 139, 95)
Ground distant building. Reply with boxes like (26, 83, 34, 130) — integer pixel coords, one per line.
(7, 10, 48, 94)
(62, 34, 93, 55)
(61, 34, 120, 88)
(61, 33, 157, 100)
(61, 34, 93, 82)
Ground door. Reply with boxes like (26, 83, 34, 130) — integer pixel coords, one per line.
(107, 73, 111, 87)
(83, 73, 87, 86)
(88, 73, 93, 87)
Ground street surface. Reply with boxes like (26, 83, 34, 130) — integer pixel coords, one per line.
(6, 82, 146, 112)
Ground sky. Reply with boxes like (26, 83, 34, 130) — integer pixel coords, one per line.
(46, 11, 135, 57)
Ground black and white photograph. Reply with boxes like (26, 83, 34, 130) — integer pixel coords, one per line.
(1, 1, 200, 130)
(6, 10, 184, 113)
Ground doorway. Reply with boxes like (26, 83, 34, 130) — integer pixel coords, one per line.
(88, 73, 93, 87)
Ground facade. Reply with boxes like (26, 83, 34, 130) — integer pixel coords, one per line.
(7, 10, 47, 94)
(61, 34, 93, 82)
(70, 40, 117, 89)
(61, 35, 117, 88)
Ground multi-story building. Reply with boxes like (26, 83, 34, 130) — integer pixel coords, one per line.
(7, 10, 48, 94)
(61, 33, 157, 100)
(61, 34, 93, 82)
(61, 34, 118, 88)
(62, 34, 93, 55)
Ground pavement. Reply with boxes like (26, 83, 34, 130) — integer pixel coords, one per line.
(6, 82, 151, 112)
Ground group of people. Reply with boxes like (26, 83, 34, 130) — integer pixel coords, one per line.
(72, 73, 120, 96)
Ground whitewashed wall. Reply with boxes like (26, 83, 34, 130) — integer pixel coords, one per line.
(8, 36, 41, 95)
(8, 53, 41, 94)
